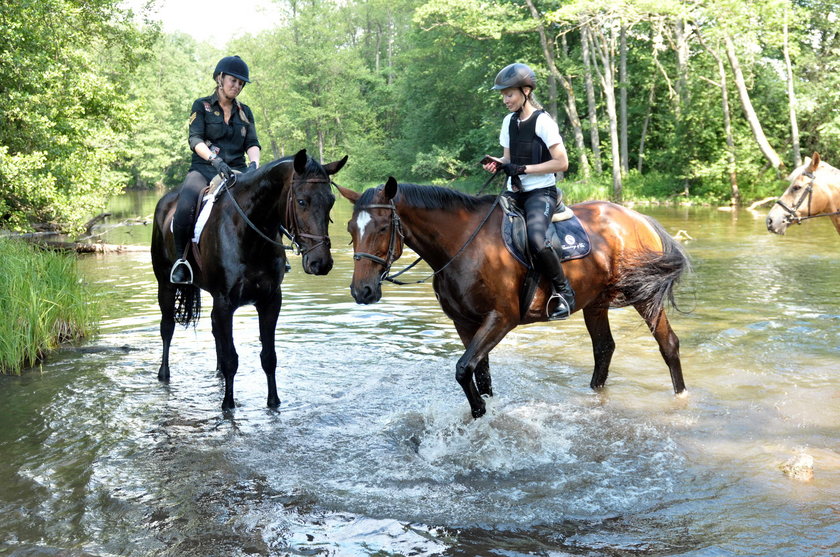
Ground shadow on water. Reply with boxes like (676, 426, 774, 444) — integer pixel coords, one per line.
(0, 197, 838, 556)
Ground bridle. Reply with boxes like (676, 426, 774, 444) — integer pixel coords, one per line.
(352, 200, 409, 284)
(220, 173, 333, 255)
(775, 170, 840, 225)
(284, 177, 333, 256)
(352, 195, 502, 285)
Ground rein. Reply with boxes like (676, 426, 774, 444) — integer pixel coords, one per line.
(775, 171, 840, 224)
(354, 194, 502, 286)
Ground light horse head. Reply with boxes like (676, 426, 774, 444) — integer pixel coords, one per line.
(766, 152, 840, 236)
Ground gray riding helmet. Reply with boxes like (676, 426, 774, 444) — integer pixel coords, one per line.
(491, 63, 536, 91)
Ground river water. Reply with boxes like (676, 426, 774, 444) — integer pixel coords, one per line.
(0, 192, 838, 556)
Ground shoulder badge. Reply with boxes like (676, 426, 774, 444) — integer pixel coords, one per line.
(188, 112, 197, 125)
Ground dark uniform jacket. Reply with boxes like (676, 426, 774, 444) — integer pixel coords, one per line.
(187, 91, 261, 181)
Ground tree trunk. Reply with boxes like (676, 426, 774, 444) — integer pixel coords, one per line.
(580, 24, 602, 173)
(619, 23, 629, 175)
(524, 0, 589, 177)
(698, 32, 739, 204)
(588, 24, 622, 201)
(717, 55, 739, 205)
(637, 83, 655, 173)
(783, 19, 801, 167)
(724, 33, 783, 170)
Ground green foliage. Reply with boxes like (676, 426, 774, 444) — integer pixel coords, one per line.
(4, 0, 840, 228)
(0, 238, 96, 374)
(0, 0, 150, 232)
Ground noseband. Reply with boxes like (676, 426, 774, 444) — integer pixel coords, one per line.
(775, 171, 815, 225)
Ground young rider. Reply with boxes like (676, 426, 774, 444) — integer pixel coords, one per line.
(482, 62, 575, 320)
(170, 55, 261, 284)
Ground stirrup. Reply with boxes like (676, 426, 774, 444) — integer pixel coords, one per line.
(546, 292, 571, 321)
(170, 258, 194, 285)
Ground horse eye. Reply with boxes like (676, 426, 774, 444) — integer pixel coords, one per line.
(792, 185, 801, 191)
(297, 199, 306, 207)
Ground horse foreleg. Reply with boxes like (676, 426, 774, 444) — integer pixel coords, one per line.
(453, 323, 492, 397)
(636, 304, 686, 394)
(583, 306, 615, 389)
(157, 284, 176, 382)
(211, 299, 239, 410)
(256, 296, 282, 408)
(455, 313, 514, 418)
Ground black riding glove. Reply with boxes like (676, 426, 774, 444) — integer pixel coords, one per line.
(210, 156, 233, 180)
(500, 163, 526, 177)
(246, 161, 258, 173)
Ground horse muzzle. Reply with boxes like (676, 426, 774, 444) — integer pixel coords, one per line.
(766, 206, 789, 235)
(350, 279, 382, 305)
(302, 251, 333, 275)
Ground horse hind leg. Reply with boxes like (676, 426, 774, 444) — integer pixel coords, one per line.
(211, 300, 239, 411)
(583, 306, 616, 389)
(635, 303, 686, 394)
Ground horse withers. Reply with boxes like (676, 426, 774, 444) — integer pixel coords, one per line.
(151, 149, 347, 410)
(338, 178, 689, 419)
(767, 152, 840, 236)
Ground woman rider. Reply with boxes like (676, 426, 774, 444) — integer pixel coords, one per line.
(170, 55, 261, 284)
(482, 62, 575, 320)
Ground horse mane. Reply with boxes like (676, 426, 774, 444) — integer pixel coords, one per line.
(788, 157, 840, 182)
(359, 183, 496, 212)
(235, 154, 327, 188)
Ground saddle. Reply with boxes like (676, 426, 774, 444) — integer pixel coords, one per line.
(499, 193, 591, 267)
(498, 193, 591, 320)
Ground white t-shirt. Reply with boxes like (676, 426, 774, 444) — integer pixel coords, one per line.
(499, 111, 564, 192)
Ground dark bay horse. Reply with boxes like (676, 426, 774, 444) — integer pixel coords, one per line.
(338, 178, 689, 418)
(151, 149, 347, 410)
(766, 152, 840, 236)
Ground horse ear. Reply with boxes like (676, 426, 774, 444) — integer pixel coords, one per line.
(811, 152, 821, 171)
(293, 149, 308, 175)
(384, 177, 398, 200)
(336, 184, 360, 204)
(323, 155, 348, 176)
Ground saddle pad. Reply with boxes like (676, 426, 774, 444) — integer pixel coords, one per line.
(501, 204, 591, 268)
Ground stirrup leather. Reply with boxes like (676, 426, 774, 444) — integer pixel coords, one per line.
(170, 258, 194, 284)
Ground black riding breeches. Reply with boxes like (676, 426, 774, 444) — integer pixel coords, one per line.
(174, 171, 209, 231)
(510, 186, 558, 255)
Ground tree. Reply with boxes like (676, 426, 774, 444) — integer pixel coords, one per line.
(0, 0, 149, 232)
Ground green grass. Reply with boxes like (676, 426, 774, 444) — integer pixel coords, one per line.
(0, 238, 97, 374)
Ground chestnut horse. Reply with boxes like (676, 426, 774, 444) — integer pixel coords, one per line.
(151, 149, 347, 410)
(766, 152, 840, 236)
(338, 178, 689, 418)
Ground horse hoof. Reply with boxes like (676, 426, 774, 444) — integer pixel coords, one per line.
(267, 397, 281, 408)
(221, 398, 236, 411)
(157, 367, 170, 382)
(471, 406, 486, 419)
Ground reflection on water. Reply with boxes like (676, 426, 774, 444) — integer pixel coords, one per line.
(0, 197, 838, 556)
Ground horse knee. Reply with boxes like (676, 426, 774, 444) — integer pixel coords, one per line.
(455, 360, 472, 386)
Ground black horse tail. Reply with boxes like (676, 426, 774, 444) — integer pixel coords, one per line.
(614, 216, 691, 318)
(174, 284, 201, 327)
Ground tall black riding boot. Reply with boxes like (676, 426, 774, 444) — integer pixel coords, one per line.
(170, 209, 194, 285)
(536, 246, 576, 320)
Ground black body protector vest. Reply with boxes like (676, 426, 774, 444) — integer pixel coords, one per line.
(509, 109, 553, 166)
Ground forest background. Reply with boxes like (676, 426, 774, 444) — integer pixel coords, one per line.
(1, 0, 839, 233)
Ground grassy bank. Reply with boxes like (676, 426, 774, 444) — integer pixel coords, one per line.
(0, 237, 97, 374)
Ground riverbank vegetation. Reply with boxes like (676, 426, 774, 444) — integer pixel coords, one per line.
(0, 238, 96, 374)
(2, 0, 839, 231)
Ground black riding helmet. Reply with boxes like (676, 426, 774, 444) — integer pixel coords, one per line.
(213, 55, 250, 83)
(491, 63, 536, 91)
